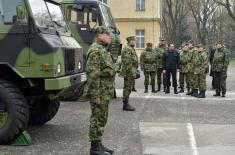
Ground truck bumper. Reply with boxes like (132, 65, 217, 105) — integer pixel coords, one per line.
(45, 73, 86, 90)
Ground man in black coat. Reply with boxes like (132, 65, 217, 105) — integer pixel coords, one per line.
(163, 43, 180, 94)
(209, 46, 216, 90)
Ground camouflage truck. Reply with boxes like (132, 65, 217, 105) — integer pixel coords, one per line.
(57, 0, 122, 62)
(0, 0, 86, 144)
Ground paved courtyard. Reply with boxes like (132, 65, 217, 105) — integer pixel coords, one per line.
(1, 66, 235, 155)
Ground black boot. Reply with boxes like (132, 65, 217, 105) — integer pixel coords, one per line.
(152, 85, 158, 93)
(186, 89, 193, 95)
(174, 87, 178, 94)
(113, 89, 117, 99)
(213, 91, 221, 97)
(144, 85, 148, 93)
(163, 85, 166, 92)
(132, 87, 137, 92)
(101, 143, 114, 154)
(191, 89, 198, 97)
(197, 90, 206, 98)
(157, 84, 161, 91)
(123, 100, 135, 111)
(165, 87, 170, 94)
(222, 92, 226, 97)
(178, 87, 184, 93)
(186, 87, 190, 94)
(90, 141, 111, 155)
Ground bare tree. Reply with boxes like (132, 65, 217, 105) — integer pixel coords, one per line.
(188, 0, 219, 45)
(213, 0, 235, 22)
(161, 0, 190, 47)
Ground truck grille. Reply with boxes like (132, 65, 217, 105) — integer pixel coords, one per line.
(64, 49, 84, 75)
(111, 40, 121, 61)
(111, 40, 121, 53)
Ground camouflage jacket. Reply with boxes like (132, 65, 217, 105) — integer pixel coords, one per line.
(155, 44, 168, 69)
(193, 50, 209, 75)
(188, 48, 197, 72)
(179, 49, 190, 73)
(212, 47, 231, 72)
(140, 47, 157, 72)
(120, 44, 138, 78)
(84, 40, 116, 102)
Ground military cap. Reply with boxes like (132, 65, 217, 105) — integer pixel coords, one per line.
(181, 42, 188, 47)
(95, 26, 110, 35)
(196, 44, 203, 48)
(215, 41, 222, 45)
(187, 40, 194, 44)
(146, 42, 153, 47)
(126, 36, 136, 42)
(159, 37, 165, 41)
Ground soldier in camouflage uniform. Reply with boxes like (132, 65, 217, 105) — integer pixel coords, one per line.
(85, 26, 115, 155)
(155, 37, 168, 91)
(179, 43, 190, 93)
(120, 36, 138, 111)
(186, 41, 197, 96)
(140, 43, 158, 93)
(212, 41, 231, 97)
(192, 44, 209, 98)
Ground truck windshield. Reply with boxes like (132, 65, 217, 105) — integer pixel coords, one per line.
(29, 0, 67, 32)
(46, 2, 68, 32)
(99, 4, 115, 28)
(28, 0, 53, 28)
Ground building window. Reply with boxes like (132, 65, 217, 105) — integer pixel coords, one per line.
(136, 0, 145, 11)
(136, 30, 145, 48)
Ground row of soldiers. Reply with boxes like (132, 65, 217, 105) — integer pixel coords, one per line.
(140, 38, 231, 98)
(84, 26, 231, 155)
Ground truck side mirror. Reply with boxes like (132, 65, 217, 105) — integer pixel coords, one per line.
(116, 28, 120, 35)
(16, 5, 26, 20)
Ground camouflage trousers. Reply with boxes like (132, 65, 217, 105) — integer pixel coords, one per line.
(214, 71, 227, 93)
(195, 74, 206, 91)
(123, 77, 135, 101)
(89, 101, 109, 141)
(188, 72, 196, 89)
(144, 71, 156, 86)
(179, 72, 189, 88)
(157, 68, 166, 86)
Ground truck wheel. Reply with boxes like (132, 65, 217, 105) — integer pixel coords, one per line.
(0, 79, 29, 144)
(29, 98, 60, 125)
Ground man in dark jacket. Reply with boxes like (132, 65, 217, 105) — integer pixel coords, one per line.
(163, 43, 180, 94)
(209, 46, 216, 90)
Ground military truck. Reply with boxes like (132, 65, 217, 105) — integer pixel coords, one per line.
(0, 0, 86, 144)
(57, 0, 122, 61)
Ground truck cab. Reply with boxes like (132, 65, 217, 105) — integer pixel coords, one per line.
(0, 0, 86, 144)
(58, 0, 121, 61)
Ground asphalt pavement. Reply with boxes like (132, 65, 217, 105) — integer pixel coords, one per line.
(1, 65, 235, 155)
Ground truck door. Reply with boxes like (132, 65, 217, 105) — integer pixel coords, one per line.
(0, 0, 30, 67)
(67, 4, 101, 45)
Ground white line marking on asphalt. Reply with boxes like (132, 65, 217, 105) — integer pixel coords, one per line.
(115, 89, 235, 101)
(187, 123, 199, 155)
(144, 92, 151, 99)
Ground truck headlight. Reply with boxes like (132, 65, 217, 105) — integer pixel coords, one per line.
(57, 63, 62, 74)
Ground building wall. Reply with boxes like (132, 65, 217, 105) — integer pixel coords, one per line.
(116, 21, 161, 56)
(108, 0, 161, 19)
(107, 0, 161, 56)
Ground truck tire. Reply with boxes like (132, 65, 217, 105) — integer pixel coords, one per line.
(0, 79, 29, 144)
(29, 98, 60, 125)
